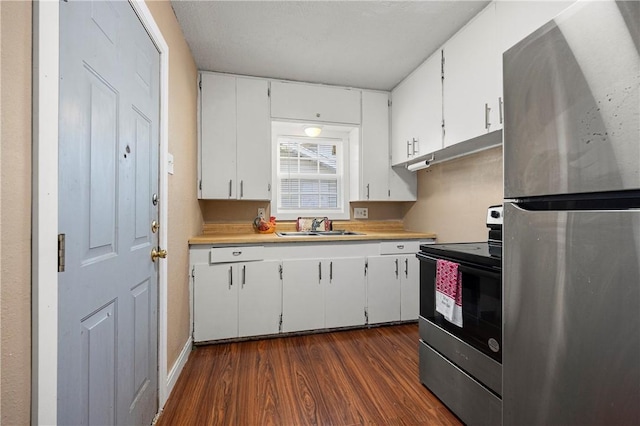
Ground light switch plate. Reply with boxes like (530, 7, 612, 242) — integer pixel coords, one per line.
(354, 207, 368, 219)
(167, 153, 174, 175)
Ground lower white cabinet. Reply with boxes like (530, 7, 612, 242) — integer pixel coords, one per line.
(367, 256, 401, 324)
(367, 254, 420, 324)
(324, 257, 367, 329)
(191, 240, 428, 342)
(282, 257, 366, 333)
(193, 260, 282, 342)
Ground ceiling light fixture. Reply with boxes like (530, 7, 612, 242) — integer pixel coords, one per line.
(304, 125, 323, 137)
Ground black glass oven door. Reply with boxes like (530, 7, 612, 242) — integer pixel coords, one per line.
(417, 252, 502, 362)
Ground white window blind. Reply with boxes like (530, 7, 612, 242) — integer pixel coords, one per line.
(277, 137, 342, 211)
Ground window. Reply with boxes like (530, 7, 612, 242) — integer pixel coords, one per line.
(274, 135, 348, 219)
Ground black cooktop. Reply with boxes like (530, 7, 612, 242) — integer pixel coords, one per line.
(419, 242, 501, 269)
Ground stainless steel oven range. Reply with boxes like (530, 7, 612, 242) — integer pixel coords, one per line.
(416, 205, 502, 425)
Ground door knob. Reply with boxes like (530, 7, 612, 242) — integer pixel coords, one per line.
(151, 247, 167, 262)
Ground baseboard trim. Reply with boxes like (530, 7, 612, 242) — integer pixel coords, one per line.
(165, 337, 192, 403)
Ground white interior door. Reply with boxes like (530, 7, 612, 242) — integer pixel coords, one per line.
(58, 1, 160, 424)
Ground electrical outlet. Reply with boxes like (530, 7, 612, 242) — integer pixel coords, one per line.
(257, 208, 266, 218)
(354, 207, 368, 219)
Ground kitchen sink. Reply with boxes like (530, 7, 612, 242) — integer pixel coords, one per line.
(276, 230, 364, 237)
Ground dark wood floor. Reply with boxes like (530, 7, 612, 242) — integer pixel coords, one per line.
(157, 324, 462, 426)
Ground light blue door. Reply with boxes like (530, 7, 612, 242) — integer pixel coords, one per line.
(58, 1, 160, 424)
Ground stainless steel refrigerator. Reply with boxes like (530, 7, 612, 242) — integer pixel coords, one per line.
(503, 1, 640, 425)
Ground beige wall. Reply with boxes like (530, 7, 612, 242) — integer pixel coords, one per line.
(1, 2, 32, 424)
(0, 1, 199, 422)
(145, 0, 202, 373)
(404, 146, 503, 243)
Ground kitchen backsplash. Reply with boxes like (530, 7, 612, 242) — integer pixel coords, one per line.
(199, 200, 411, 223)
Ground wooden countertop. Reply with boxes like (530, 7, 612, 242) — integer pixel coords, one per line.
(189, 220, 436, 245)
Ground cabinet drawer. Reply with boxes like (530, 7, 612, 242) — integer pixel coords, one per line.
(379, 241, 420, 255)
(210, 246, 264, 264)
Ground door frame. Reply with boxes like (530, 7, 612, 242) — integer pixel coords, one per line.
(32, 1, 170, 423)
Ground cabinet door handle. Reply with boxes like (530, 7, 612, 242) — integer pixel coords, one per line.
(366, 184, 370, 200)
(499, 97, 503, 124)
(232, 251, 242, 256)
(228, 266, 233, 289)
(240, 180, 244, 198)
(485, 103, 491, 130)
(319, 262, 322, 282)
(242, 265, 246, 287)
(395, 258, 399, 278)
(228, 180, 233, 198)
(412, 138, 419, 155)
(396, 244, 404, 250)
(330, 261, 333, 282)
(406, 140, 411, 157)
(405, 258, 409, 278)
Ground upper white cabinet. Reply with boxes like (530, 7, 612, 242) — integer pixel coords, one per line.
(497, 1, 575, 53)
(352, 90, 417, 201)
(270, 81, 361, 125)
(391, 53, 443, 165)
(199, 73, 271, 200)
(360, 90, 392, 201)
(442, 3, 501, 148)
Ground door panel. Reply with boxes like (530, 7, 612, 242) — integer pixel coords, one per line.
(503, 1, 640, 197)
(367, 256, 401, 324)
(80, 302, 116, 426)
(238, 261, 282, 337)
(400, 256, 420, 321)
(59, 1, 160, 424)
(193, 264, 239, 341)
(282, 259, 325, 332)
(325, 258, 366, 328)
(503, 203, 640, 425)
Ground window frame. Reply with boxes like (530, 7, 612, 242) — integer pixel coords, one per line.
(271, 124, 351, 220)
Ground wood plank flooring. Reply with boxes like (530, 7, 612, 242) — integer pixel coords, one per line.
(157, 324, 462, 426)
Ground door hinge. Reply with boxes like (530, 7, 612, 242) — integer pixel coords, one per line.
(199, 79, 202, 90)
(388, 99, 392, 108)
(199, 180, 202, 191)
(279, 264, 283, 280)
(191, 265, 195, 279)
(441, 50, 445, 80)
(278, 313, 283, 332)
(268, 87, 271, 97)
(364, 308, 369, 325)
(364, 259, 368, 276)
(388, 189, 391, 198)
(58, 233, 66, 272)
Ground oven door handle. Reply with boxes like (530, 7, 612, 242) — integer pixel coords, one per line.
(416, 252, 500, 279)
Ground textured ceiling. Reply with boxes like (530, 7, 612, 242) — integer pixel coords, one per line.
(170, 1, 490, 91)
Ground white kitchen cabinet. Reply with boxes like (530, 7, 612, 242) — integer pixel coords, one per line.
(281, 259, 325, 333)
(391, 52, 443, 165)
(282, 257, 366, 332)
(324, 257, 366, 328)
(193, 260, 282, 342)
(442, 3, 501, 148)
(238, 260, 283, 337)
(354, 90, 417, 201)
(270, 81, 361, 125)
(399, 255, 420, 321)
(497, 1, 575, 53)
(193, 263, 239, 342)
(367, 241, 423, 323)
(359, 90, 392, 201)
(366, 256, 401, 324)
(199, 73, 271, 200)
